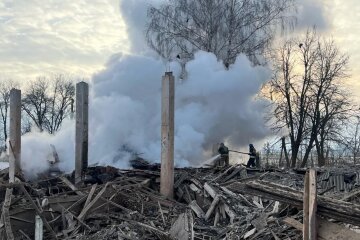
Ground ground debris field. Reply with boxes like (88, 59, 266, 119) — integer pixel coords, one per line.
(1, 162, 360, 239)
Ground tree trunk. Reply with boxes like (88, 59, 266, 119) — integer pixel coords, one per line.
(314, 137, 325, 167)
(3, 118, 7, 151)
(290, 146, 299, 168)
(354, 153, 356, 165)
(300, 138, 315, 168)
(318, 154, 325, 167)
(279, 146, 283, 167)
(282, 137, 290, 168)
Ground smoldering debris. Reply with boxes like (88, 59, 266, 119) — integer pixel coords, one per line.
(1, 164, 360, 239)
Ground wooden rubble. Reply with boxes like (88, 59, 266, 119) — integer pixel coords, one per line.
(0, 164, 360, 239)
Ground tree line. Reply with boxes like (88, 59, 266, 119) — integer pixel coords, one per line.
(146, 0, 359, 167)
(0, 75, 75, 151)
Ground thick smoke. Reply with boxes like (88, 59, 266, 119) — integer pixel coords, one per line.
(21, 51, 270, 178)
(20, 0, 271, 179)
(119, 0, 162, 55)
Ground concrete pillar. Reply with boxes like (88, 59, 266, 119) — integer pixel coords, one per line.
(75, 82, 89, 184)
(160, 72, 175, 198)
(9, 88, 21, 183)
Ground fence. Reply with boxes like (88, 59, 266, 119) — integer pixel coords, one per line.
(257, 149, 360, 168)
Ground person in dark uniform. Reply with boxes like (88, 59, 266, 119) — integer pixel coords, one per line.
(218, 143, 229, 166)
(247, 144, 256, 168)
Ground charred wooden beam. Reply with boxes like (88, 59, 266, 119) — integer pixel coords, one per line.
(228, 180, 360, 226)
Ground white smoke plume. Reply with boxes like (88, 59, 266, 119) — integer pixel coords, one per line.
(20, 0, 271, 179)
(21, 50, 270, 178)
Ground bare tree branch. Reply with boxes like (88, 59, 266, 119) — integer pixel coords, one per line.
(22, 75, 75, 134)
(146, 0, 296, 67)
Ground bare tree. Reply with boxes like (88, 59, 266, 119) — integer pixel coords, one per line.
(268, 29, 352, 167)
(300, 38, 351, 167)
(21, 115, 32, 135)
(311, 88, 352, 166)
(0, 79, 18, 149)
(278, 136, 290, 168)
(22, 75, 75, 134)
(22, 77, 50, 132)
(268, 30, 316, 167)
(146, 0, 296, 67)
(342, 116, 360, 164)
(45, 75, 75, 134)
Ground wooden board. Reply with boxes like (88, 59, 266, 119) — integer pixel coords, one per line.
(284, 217, 360, 240)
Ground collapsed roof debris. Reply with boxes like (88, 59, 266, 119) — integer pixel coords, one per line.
(1, 161, 360, 239)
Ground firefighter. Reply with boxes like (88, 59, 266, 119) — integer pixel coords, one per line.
(247, 144, 257, 168)
(218, 143, 229, 166)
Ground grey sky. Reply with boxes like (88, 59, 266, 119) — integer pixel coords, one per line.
(0, 0, 359, 93)
(0, 0, 128, 80)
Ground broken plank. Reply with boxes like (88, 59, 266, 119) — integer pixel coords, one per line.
(341, 188, 360, 201)
(205, 195, 220, 221)
(1, 188, 14, 240)
(158, 201, 166, 225)
(78, 183, 108, 221)
(221, 186, 253, 207)
(59, 176, 84, 196)
(222, 167, 243, 182)
(189, 183, 201, 194)
(19, 185, 58, 239)
(222, 202, 235, 224)
(228, 180, 360, 226)
(213, 208, 219, 226)
(219, 204, 226, 219)
(34, 215, 43, 240)
(58, 204, 91, 231)
(210, 165, 235, 183)
(204, 182, 217, 198)
(189, 200, 205, 218)
(252, 198, 264, 209)
(283, 217, 302, 231)
(169, 210, 194, 240)
(174, 172, 188, 188)
(244, 228, 256, 239)
(83, 184, 97, 208)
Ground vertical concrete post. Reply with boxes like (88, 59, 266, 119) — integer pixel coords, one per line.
(160, 72, 175, 198)
(9, 88, 21, 183)
(75, 82, 89, 184)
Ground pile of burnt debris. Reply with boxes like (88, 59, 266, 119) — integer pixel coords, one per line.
(1, 160, 360, 239)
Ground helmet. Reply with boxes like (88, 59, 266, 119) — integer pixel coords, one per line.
(249, 144, 253, 147)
